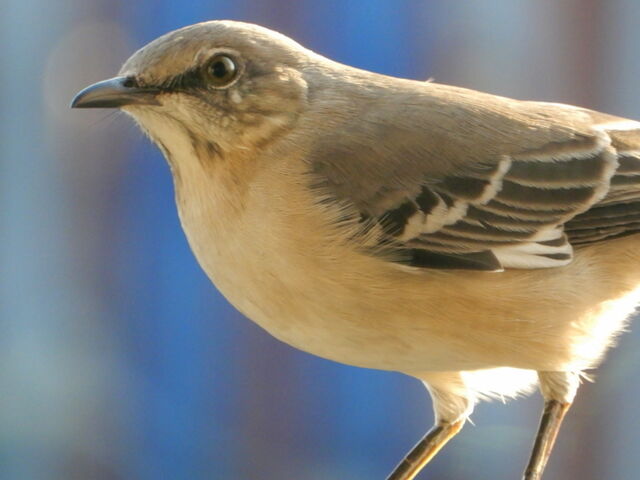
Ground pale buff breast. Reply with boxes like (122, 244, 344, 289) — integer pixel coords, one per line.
(171, 141, 640, 375)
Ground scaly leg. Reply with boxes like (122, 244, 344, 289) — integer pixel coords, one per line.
(387, 419, 464, 480)
(522, 400, 571, 480)
(522, 371, 580, 480)
(388, 372, 473, 480)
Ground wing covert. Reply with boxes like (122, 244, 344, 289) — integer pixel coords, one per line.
(304, 87, 638, 271)
(370, 135, 617, 270)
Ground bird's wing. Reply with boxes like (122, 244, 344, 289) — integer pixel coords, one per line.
(566, 120, 640, 246)
(306, 85, 640, 271)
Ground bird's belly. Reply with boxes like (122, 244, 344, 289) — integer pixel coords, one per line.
(175, 163, 640, 374)
(178, 199, 467, 371)
(185, 215, 640, 374)
(184, 235, 437, 370)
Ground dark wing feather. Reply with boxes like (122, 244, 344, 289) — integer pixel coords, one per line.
(306, 83, 640, 271)
(567, 147, 640, 245)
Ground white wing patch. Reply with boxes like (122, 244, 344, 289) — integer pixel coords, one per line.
(492, 229, 573, 269)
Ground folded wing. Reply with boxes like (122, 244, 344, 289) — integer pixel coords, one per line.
(306, 88, 640, 271)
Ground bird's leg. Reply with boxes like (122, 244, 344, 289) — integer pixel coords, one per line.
(387, 372, 473, 480)
(522, 371, 580, 480)
(387, 419, 464, 480)
(522, 400, 571, 480)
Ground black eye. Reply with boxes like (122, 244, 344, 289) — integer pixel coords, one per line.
(206, 55, 238, 87)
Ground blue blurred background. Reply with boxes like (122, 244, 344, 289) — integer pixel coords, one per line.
(3, 1, 640, 479)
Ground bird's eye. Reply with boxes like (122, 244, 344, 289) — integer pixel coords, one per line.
(206, 55, 238, 87)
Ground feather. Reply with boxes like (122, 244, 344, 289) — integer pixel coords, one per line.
(307, 99, 640, 270)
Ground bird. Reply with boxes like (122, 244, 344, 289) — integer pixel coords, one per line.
(71, 20, 640, 480)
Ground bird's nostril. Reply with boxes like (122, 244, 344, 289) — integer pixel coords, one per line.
(122, 76, 137, 88)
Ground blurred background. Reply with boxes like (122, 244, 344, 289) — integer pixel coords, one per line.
(3, 0, 640, 479)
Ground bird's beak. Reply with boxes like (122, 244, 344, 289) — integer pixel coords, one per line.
(71, 76, 161, 108)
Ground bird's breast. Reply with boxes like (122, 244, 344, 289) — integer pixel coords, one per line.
(171, 153, 457, 370)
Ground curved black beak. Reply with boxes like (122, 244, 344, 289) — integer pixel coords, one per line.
(71, 76, 161, 108)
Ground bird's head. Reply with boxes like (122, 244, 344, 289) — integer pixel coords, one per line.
(72, 21, 312, 163)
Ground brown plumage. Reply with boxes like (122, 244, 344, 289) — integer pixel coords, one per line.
(72, 20, 640, 480)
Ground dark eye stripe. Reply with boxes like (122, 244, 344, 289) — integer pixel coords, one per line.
(159, 67, 204, 91)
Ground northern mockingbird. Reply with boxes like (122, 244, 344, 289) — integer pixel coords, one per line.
(72, 20, 640, 480)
